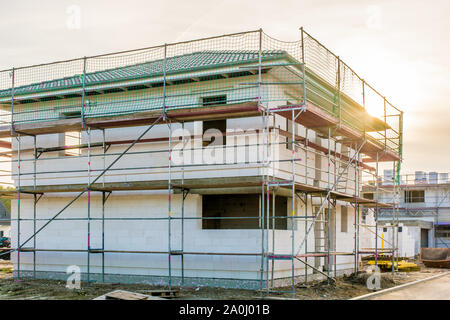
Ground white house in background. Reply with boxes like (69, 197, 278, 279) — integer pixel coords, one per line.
(0, 202, 10, 238)
(376, 171, 450, 256)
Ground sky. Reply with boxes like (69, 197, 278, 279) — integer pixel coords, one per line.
(0, 0, 449, 174)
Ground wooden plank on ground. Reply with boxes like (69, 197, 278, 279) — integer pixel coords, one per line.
(95, 290, 167, 300)
(147, 289, 179, 298)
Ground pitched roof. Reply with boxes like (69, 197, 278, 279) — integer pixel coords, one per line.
(0, 50, 289, 99)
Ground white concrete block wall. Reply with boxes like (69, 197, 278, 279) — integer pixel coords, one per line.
(10, 112, 371, 283)
(11, 193, 265, 280)
(13, 125, 268, 188)
(334, 205, 357, 270)
(359, 210, 376, 254)
(268, 201, 360, 280)
(376, 224, 416, 257)
(10, 194, 364, 281)
(398, 226, 416, 257)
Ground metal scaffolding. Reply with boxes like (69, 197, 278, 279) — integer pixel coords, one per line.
(0, 27, 403, 296)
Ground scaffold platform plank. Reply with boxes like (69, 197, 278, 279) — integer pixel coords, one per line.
(1, 176, 393, 209)
(0, 101, 260, 138)
(0, 99, 400, 163)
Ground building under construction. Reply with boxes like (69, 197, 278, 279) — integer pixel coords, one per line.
(371, 171, 450, 254)
(0, 28, 403, 293)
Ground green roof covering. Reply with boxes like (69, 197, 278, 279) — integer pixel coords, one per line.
(0, 50, 289, 99)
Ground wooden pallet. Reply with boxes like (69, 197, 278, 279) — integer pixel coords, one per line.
(147, 289, 179, 298)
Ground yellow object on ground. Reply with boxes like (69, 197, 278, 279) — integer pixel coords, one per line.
(366, 259, 421, 272)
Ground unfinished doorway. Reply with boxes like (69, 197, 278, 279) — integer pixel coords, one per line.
(421, 229, 429, 248)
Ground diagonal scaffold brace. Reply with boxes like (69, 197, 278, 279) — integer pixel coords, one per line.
(11, 114, 164, 254)
(294, 138, 367, 258)
(294, 256, 336, 283)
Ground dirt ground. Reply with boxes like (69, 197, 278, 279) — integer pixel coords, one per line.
(0, 260, 447, 300)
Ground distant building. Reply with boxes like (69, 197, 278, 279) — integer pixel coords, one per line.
(0, 201, 10, 238)
(370, 171, 450, 255)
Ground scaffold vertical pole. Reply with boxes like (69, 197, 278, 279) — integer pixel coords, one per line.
(396, 164, 400, 269)
(300, 27, 305, 62)
(259, 186, 264, 296)
(333, 138, 337, 278)
(396, 111, 403, 267)
(102, 129, 106, 188)
(87, 128, 91, 285)
(392, 161, 395, 274)
(399, 112, 404, 164)
(264, 109, 270, 294)
(81, 57, 87, 129)
(337, 58, 341, 126)
(33, 135, 37, 279)
(264, 113, 270, 294)
(354, 142, 359, 274)
(384, 98, 387, 148)
(362, 80, 366, 137)
(162, 44, 168, 120)
(161, 41, 173, 289)
(301, 27, 308, 285)
(270, 115, 276, 290)
(258, 27, 265, 297)
(270, 189, 275, 288)
(16, 133, 21, 280)
(304, 192, 308, 283)
(258, 28, 262, 107)
(266, 180, 270, 293)
(168, 120, 172, 290)
(396, 163, 399, 270)
(304, 129, 308, 284)
(291, 106, 296, 295)
(375, 152, 379, 266)
(327, 127, 331, 284)
(10, 67, 15, 135)
(181, 121, 185, 286)
(101, 129, 106, 283)
(101, 191, 105, 282)
(395, 168, 399, 268)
